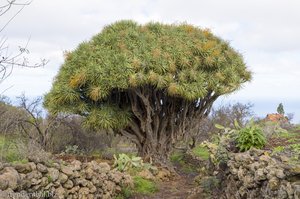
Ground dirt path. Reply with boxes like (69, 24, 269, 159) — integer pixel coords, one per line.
(129, 149, 215, 199)
(131, 170, 202, 199)
(130, 177, 194, 199)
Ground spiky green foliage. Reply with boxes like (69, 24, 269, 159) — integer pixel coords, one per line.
(44, 20, 251, 129)
(133, 176, 158, 195)
(236, 120, 266, 152)
(44, 21, 251, 162)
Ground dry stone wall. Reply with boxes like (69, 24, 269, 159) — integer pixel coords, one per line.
(0, 159, 132, 199)
(221, 149, 300, 199)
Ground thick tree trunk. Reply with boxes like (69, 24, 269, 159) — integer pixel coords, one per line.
(120, 124, 174, 166)
(116, 85, 218, 166)
(137, 136, 173, 166)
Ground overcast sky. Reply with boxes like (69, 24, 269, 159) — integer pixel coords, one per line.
(1, 0, 300, 121)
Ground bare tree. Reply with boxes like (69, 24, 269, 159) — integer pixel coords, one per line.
(17, 94, 58, 150)
(188, 102, 254, 148)
(1, 1, 31, 31)
(0, 96, 25, 135)
(286, 113, 294, 122)
(0, 0, 48, 85)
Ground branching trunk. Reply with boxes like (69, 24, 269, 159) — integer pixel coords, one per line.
(115, 85, 218, 165)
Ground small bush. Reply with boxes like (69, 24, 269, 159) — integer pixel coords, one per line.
(0, 136, 28, 163)
(287, 138, 299, 143)
(290, 144, 300, 153)
(113, 153, 156, 172)
(170, 151, 184, 163)
(115, 186, 133, 199)
(133, 176, 158, 195)
(261, 121, 288, 137)
(116, 176, 158, 198)
(236, 120, 266, 151)
(47, 175, 53, 183)
(200, 176, 220, 193)
(192, 145, 210, 160)
(113, 153, 143, 171)
(272, 146, 285, 155)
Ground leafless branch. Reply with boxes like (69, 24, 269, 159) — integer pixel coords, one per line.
(0, 0, 31, 17)
(0, 0, 49, 85)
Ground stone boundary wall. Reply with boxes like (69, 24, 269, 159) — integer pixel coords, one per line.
(222, 149, 300, 199)
(0, 160, 133, 199)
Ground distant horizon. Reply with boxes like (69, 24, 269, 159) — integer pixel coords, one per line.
(216, 97, 300, 123)
(3, 93, 299, 124)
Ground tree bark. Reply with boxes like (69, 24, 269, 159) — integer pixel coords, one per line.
(115, 85, 218, 165)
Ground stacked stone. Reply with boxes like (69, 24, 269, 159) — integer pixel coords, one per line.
(0, 160, 133, 199)
(223, 149, 300, 199)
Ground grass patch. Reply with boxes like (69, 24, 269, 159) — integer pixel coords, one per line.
(192, 145, 210, 160)
(290, 144, 300, 153)
(0, 136, 27, 163)
(278, 132, 292, 138)
(182, 164, 197, 173)
(275, 131, 299, 139)
(291, 124, 300, 132)
(112, 174, 158, 198)
(288, 155, 300, 165)
(11, 159, 28, 165)
(170, 151, 184, 163)
(126, 167, 144, 176)
(200, 176, 220, 194)
(271, 146, 285, 155)
(287, 138, 300, 143)
(115, 185, 133, 199)
(133, 176, 158, 195)
(90, 150, 103, 158)
(170, 150, 198, 173)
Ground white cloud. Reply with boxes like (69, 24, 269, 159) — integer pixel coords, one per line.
(1, 0, 300, 118)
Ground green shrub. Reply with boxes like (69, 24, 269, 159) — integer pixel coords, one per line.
(133, 176, 158, 195)
(113, 153, 143, 171)
(290, 144, 300, 153)
(261, 121, 288, 137)
(272, 146, 285, 155)
(287, 138, 299, 143)
(236, 120, 266, 151)
(90, 149, 103, 158)
(47, 175, 53, 183)
(277, 131, 292, 138)
(116, 176, 157, 198)
(170, 151, 184, 163)
(115, 186, 133, 199)
(192, 145, 210, 160)
(113, 153, 156, 172)
(0, 136, 27, 163)
(201, 141, 229, 166)
(170, 151, 198, 173)
(200, 176, 220, 193)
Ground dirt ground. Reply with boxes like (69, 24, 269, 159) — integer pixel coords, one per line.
(130, 176, 199, 199)
(130, 163, 204, 199)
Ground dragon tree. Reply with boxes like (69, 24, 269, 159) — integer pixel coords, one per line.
(44, 20, 251, 164)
